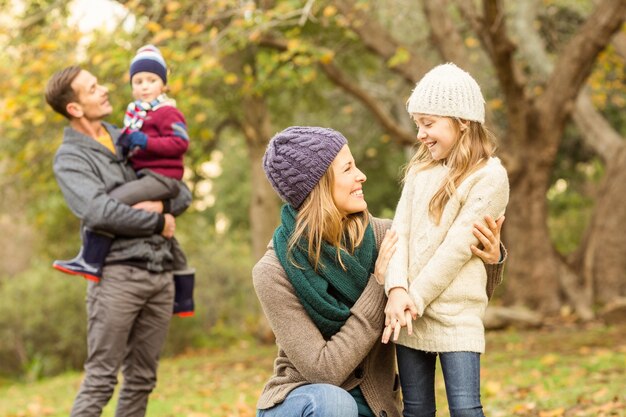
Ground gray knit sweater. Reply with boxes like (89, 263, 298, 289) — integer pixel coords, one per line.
(53, 122, 192, 272)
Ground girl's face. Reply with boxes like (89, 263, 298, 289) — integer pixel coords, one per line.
(131, 71, 165, 102)
(413, 114, 464, 161)
(331, 145, 368, 216)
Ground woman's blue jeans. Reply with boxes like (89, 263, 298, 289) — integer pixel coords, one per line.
(257, 383, 358, 417)
(396, 346, 485, 417)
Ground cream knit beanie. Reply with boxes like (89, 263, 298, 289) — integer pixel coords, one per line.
(407, 63, 485, 124)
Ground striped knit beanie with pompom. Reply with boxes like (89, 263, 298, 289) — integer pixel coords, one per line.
(263, 126, 347, 209)
(407, 63, 485, 124)
(129, 44, 168, 84)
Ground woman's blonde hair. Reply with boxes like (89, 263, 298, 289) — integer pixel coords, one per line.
(405, 117, 496, 224)
(287, 167, 370, 271)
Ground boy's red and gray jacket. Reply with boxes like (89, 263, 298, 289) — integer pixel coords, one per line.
(129, 105, 188, 180)
(53, 122, 192, 272)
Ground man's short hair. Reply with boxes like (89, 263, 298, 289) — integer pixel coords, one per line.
(45, 66, 82, 119)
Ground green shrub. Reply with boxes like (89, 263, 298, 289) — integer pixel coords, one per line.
(0, 263, 87, 379)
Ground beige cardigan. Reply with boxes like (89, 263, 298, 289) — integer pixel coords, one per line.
(253, 217, 402, 417)
(385, 157, 510, 353)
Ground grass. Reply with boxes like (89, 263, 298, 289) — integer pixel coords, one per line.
(0, 322, 624, 417)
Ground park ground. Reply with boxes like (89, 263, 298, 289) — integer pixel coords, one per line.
(1, 320, 624, 417)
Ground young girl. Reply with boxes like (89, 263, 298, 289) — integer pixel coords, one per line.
(383, 63, 510, 417)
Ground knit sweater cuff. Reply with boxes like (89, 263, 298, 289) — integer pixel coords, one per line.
(153, 213, 165, 234)
(486, 243, 506, 299)
(385, 277, 408, 296)
(352, 275, 386, 323)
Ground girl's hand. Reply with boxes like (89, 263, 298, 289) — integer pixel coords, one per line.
(471, 215, 504, 264)
(382, 288, 418, 344)
(373, 230, 398, 284)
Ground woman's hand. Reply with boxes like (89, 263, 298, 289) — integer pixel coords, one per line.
(471, 215, 504, 264)
(373, 230, 398, 285)
(382, 288, 418, 344)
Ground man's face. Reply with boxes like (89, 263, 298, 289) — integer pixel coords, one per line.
(69, 70, 112, 121)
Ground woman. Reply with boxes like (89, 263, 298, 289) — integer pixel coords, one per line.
(253, 126, 504, 417)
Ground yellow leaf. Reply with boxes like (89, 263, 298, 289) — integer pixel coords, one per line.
(92, 54, 104, 66)
(323, 5, 337, 17)
(287, 39, 300, 51)
(319, 51, 335, 64)
(224, 73, 239, 85)
(152, 29, 174, 44)
(540, 353, 558, 366)
(166, 1, 181, 13)
(387, 47, 410, 68)
(488, 98, 503, 110)
(146, 21, 162, 33)
(169, 78, 183, 95)
(249, 30, 261, 42)
(465, 37, 479, 48)
(539, 408, 565, 417)
(195, 113, 207, 123)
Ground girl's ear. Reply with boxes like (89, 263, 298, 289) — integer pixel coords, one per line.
(459, 119, 470, 131)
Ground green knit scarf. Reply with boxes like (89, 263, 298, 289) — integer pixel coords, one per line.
(273, 204, 377, 339)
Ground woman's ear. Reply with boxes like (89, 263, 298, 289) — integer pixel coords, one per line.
(459, 119, 470, 131)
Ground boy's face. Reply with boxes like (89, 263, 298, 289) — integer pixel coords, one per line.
(69, 70, 112, 121)
(131, 71, 166, 103)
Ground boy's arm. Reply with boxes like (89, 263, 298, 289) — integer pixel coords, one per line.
(145, 107, 189, 158)
(54, 152, 165, 237)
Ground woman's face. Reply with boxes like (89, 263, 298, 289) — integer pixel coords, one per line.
(331, 145, 368, 216)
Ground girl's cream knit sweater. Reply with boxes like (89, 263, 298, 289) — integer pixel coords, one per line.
(385, 157, 509, 353)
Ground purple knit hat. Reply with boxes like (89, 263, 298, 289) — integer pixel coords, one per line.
(263, 126, 348, 209)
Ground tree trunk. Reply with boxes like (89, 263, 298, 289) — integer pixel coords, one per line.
(241, 95, 280, 262)
(241, 95, 280, 344)
(578, 147, 626, 303)
(503, 147, 562, 312)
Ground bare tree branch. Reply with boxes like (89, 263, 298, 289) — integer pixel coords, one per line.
(318, 62, 415, 146)
(333, 0, 426, 83)
(259, 35, 415, 146)
(510, 1, 624, 162)
(479, 0, 527, 116)
(422, 0, 469, 68)
(573, 90, 624, 160)
(540, 0, 626, 124)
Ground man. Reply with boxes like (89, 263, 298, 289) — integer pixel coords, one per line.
(45, 66, 192, 417)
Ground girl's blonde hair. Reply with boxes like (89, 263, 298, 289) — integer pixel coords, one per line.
(287, 167, 370, 271)
(405, 117, 496, 224)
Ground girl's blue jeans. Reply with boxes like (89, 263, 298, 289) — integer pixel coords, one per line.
(396, 346, 485, 417)
(257, 383, 358, 417)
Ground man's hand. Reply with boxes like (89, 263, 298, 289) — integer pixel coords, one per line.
(132, 200, 164, 213)
(161, 213, 176, 238)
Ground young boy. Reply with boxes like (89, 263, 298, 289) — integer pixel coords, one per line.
(53, 45, 195, 317)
